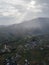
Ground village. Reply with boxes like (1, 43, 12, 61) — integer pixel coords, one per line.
(0, 36, 49, 65)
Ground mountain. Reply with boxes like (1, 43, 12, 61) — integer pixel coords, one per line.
(7, 17, 49, 35)
(0, 17, 49, 42)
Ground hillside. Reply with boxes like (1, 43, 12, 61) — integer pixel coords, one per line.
(0, 17, 49, 42)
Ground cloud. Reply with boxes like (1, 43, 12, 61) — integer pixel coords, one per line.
(0, 0, 49, 25)
(0, 1, 21, 16)
(0, 16, 17, 25)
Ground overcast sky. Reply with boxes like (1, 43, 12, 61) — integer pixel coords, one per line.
(0, 0, 49, 25)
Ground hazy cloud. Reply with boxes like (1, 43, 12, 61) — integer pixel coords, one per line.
(0, 0, 49, 25)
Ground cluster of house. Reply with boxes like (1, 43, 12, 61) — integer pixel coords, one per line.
(0, 39, 49, 54)
(3, 55, 30, 65)
(24, 40, 39, 49)
(3, 57, 47, 65)
(24, 39, 49, 51)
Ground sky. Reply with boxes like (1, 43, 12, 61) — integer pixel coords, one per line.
(0, 0, 49, 25)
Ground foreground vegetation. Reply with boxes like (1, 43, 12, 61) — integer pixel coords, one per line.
(0, 34, 49, 65)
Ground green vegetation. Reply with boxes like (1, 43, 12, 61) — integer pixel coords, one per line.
(0, 34, 49, 65)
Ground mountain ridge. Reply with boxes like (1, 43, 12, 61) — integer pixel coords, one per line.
(0, 17, 49, 42)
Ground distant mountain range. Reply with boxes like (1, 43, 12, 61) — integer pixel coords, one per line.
(0, 17, 49, 42)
